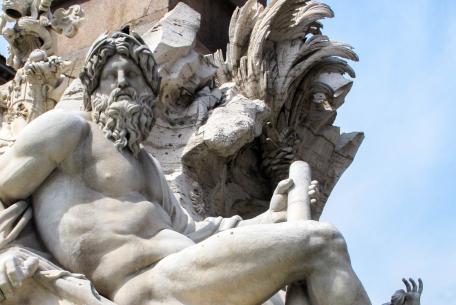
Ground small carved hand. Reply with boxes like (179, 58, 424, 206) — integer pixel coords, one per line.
(0, 248, 39, 301)
(308, 180, 320, 216)
(388, 278, 423, 305)
(267, 179, 320, 223)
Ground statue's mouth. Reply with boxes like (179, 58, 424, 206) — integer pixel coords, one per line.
(5, 8, 22, 19)
(117, 94, 131, 100)
(112, 87, 137, 101)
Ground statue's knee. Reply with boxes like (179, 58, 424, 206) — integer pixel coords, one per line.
(307, 222, 347, 255)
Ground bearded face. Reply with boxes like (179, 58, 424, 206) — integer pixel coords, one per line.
(91, 85, 155, 157)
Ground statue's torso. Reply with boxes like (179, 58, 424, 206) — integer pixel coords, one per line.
(32, 120, 195, 296)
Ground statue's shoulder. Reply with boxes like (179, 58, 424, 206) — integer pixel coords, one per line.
(16, 110, 90, 149)
(34, 109, 90, 131)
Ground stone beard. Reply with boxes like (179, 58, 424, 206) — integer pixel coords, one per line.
(79, 31, 160, 158)
(91, 86, 155, 157)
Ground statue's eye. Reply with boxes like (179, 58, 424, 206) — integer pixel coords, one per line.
(127, 70, 140, 78)
(102, 71, 116, 81)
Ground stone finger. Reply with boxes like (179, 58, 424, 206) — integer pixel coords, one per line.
(0, 267, 13, 297)
(275, 178, 294, 194)
(270, 194, 288, 212)
(402, 278, 411, 292)
(409, 278, 417, 292)
(272, 211, 287, 223)
(418, 278, 423, 294)
(22, 257, 39, 278)
(6, 257, 24, 288)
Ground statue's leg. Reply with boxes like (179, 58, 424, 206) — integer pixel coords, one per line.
(113, 221, 371, 305)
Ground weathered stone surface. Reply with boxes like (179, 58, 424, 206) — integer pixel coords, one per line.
(50, 0, 249, 78)
(143, 3, 200, 65)
(185, 88, 270, 159)
(52, 0, 169, 57)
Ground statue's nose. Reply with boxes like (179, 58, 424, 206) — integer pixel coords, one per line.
(117, 70, 129, 89)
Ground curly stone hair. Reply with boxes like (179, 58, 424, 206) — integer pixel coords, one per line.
(80, 29, 161, 111)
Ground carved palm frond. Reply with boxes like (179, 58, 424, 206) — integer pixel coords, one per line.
(215, 0, 363, 219)
(216, 0, 357, 114)
(215, 0, 263, 85)
(227, 0, 264, 73)
(247, 0, 336, 97)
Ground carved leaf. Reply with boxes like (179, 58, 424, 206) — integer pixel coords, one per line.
(51, 5, 84, 38)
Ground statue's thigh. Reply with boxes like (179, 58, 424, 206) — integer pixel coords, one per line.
(122, 221, 329, 305)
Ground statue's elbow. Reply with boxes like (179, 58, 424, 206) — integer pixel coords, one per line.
(0, 188, 13, 207)
(0, 177, 25, 206)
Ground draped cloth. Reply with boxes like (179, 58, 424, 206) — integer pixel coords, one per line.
(0, 202, 115, 304)
(0, 247, 115, 305)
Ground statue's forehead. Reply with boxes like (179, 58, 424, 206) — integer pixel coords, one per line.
(102, 54, 139, 72)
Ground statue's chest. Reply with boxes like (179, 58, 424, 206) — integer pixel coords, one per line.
(78, 137, 147, 197)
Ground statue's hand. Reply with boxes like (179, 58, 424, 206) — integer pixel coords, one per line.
(269, 178, 294, 214)
(402, 278, 423, 305)
(308, 180, 320, 217)
(265, 179, 319, 223)
(389, 278, 423, 305)
(0, 248, 39, 301)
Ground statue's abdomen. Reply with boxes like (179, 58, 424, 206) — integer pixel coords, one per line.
(32, 169, 175, 272)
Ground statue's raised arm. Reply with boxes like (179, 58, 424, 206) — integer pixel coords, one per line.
(0, 110, 88, 205)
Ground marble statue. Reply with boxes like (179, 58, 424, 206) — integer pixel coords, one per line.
(0, 29, 372, 305)
(0, 0, 84, 69)
(0, 1, 424, 305)
(0, 49, 71, 153)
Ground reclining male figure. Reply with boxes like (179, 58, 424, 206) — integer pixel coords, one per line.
(0, 32, 372, 305)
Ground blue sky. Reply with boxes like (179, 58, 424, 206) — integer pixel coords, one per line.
(1, 0, 454, 304)
(317, 1, 456, 304)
